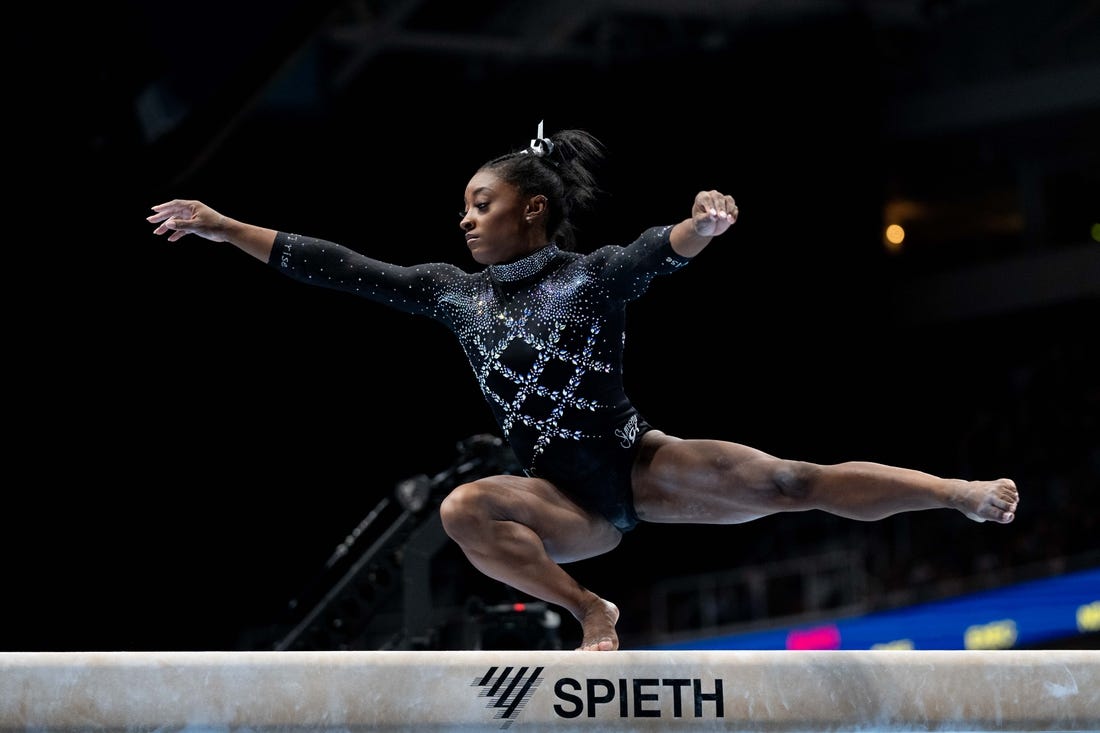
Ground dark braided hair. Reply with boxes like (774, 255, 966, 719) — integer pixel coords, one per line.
(480, 128, 605, 251)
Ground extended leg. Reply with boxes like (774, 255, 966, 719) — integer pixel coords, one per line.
(439, 474, 624, 650)
(632, 431, 1018, 524)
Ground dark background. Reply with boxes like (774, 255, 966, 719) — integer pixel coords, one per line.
(7, 0, 1098, 651)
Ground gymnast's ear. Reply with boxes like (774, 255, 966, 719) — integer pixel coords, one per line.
(525, 194, 548, 222)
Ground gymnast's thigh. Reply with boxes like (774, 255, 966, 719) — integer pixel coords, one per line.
(630, 431, 785, 523)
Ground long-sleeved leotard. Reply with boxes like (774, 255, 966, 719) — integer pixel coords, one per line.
(270, 226, 692, 531)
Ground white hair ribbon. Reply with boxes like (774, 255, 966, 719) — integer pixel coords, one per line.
(526, 119, 555, 157)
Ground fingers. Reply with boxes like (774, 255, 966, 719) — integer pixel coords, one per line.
(697, 190, 738, 219)
(150, 213, 192, 241)
(147, 199, 192, 222)
(147, 199, 198, 241)
(694, 190, 739, 236)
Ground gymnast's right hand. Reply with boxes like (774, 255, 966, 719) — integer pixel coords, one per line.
(147, 199, 231, 243)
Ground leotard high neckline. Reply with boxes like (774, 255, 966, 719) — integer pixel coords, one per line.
(489, 243, 561, 282)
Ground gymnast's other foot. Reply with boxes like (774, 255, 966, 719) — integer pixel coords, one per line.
(953, 478, 1018, 523)
(576, 598, 619, 651)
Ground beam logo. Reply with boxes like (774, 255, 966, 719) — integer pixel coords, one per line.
(472, 666, 545, 729)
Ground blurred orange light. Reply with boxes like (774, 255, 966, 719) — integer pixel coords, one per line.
(884, 224, 905, 254)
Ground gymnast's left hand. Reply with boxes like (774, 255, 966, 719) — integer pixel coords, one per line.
(691, 190, 738, 237)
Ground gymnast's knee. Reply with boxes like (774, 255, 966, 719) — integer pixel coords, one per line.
(771, 460, 817, 500)
(438, 481, 491, 541)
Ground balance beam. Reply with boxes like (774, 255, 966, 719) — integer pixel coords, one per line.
(1, 649, 1097, 731)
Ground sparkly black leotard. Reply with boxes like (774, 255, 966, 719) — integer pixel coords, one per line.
(270, 225, 692, 531)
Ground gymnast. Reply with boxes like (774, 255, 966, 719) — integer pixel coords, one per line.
(147, 124, 1019, 651)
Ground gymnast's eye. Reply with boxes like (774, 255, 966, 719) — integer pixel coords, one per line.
(459, 203, 489, 218)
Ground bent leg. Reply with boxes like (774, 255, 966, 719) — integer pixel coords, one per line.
(632, 431, 1019, 524)
(438, 474, 623, 650)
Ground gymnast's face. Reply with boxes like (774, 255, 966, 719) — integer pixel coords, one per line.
(460, 170, 541, 266)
